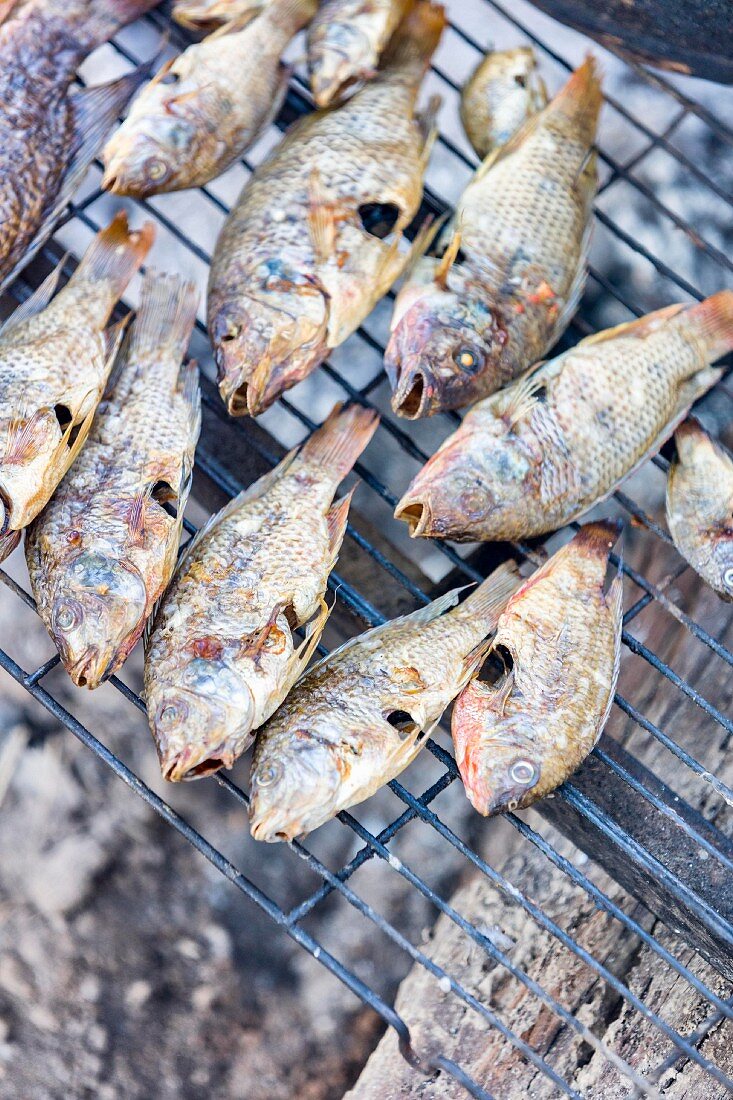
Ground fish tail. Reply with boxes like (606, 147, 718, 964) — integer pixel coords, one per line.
(681, 290, 733, 362)
(462, 561, 521, 626)
(70, 212, 155, 299)
(297, 403, 380, 482)
(380, 1, 446, 76)
(132, 271, 199, 362)
(572, 518, 623, 559)
(264, 0, 317, 31)
(548, 54, 603, 138)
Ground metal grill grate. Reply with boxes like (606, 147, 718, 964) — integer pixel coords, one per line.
(2, 2, 733, 1096)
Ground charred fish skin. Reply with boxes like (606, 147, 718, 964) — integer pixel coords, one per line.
(207, 0, 445, 418)
(103, 0, 316, 198)
(0, 0, 159, 293)
(144, 402, 379, 783)
(395, 291, 733, 543)
(666, 418, 733, 601)
(452, 520, 622, 817)
(172, 0, 266, 32)
(0, 212, 154, 537)
(386, 57, 601, 419)
(249, 560, 520, 843)
(460, 46, 547, 160)
(26, 272, 200, 691)
(307, 0, 412, 108)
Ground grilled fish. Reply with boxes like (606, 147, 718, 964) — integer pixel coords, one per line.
(453, 521, 622, 816)
(0, 213, 154, 537)
(144, 402, 378, 781)
(26, 272, 200, 689)
(307, 0, 412, 108)
(386, 57, 600, 419)
(396, 291, 733, 542)
(460, 46, 547, 160)
(103, 0, 316, 198)
(666, 418, 733, 601)
(173, 0, 265, 31)
(249, 560, 519, 841)
(0, 0, 158, 293)
(208, 0, 445, 417)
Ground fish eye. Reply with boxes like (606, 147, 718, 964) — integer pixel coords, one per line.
(146, 157, 169, 182)
(255, 760, 283, 788)
(723, 567, 733, 590)
(158, 699, 187, 727)
(509, 759, 538, 786)
(453, 347, 482, 373)
(55, 601, 81, 632)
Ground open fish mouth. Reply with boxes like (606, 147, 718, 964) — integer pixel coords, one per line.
(68, 646, 105, 689)
(160, 741, 238, 782)
(394, 495, 433, 538)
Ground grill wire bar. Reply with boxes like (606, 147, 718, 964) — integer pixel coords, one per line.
(1, 1, 732, 1096)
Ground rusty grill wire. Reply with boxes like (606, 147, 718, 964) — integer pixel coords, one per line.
(1, 1, 733, 1097)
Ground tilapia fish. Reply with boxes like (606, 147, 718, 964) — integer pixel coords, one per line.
(666, 418, 733, 601)
(173, 0, 266, 31)
(0, 0, 158, 293)
(307, 0, 412, 108)
(0, 212, 154, 537)
(460, 46, 547, 160)
(208, 0, 445, 417)
(103, 0, 316, 197)
(26, 272, 200, 689)
(144, 402, 378, 781)
(396, 291, 733, 542)
(453, 521, 622, 816)
(386, 57, 601, 419)
(249, 561, 520, 841)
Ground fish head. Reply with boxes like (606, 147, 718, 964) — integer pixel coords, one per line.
(50, 551, 148, 688)
(308, 21, 374, 107)
(386, 278, 506, 418)
(150, 656, 256, 780)
(395, 413, 530, 541)
(102, 77, 199, 198)
(249, 723, 342, 842)
(208, 261, 329, 415)
(452, 680, 542, 815)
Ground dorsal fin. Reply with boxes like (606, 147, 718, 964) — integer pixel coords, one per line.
(0, 257, 67, 342)
(326, 485, 355, 568)
(434, 223, 463, 290)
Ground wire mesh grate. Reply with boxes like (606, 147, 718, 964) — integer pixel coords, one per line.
(1, 1, 732, 1096)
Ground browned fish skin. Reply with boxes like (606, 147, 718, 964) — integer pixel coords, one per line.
(452, 521, 622, 816)
(0, 0, 158, 291)
(172, 0, 265, 31)
(307, 0, 412, 108)
(249, 561, 519, 842)
(386, 57, 600, 419)
(0, 212, 154, 536)
(26, 272, 200, 690)
(460, 46, 547, 160)
(207, 0, 445, 417)
(144, 402, 379, 782)
(103, 0, 316, 197)
(666, 417, 733, 601)
(395, 291, 733, 542)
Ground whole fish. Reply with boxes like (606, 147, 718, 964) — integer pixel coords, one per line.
(385, 57, 601, 419)
(144, 402, 378, 781)
(208, 0, 445, 417)
(249, 560, 519, 841)
(666, 418, 733, 601)
(307, 0, 412, 108)
(26, 272, 200, 689)
(453, 521, 622, 816)
(0, 213, 154, 537)
(173, 0, 266, 31)
(0, 0, 158, 293)
(395, 291, 733, 542)
(460, 46, 547, 160)
(103, 0, 316, 198)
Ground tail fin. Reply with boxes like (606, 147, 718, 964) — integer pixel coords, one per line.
(547, 54, 602, 141)
(131, 272, 199, 362)
(380, 1, 446, 77)
(680, 290, 733, 362)
(572, 518, 623, 559)
(297, 403, 379, 482)
(70, 212, 155, 299)
(461, 561, 521, 625)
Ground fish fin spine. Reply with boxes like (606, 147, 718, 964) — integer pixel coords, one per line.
(682, 290, 733, 362)
(297, 402, 379, 482)
(462, 560, 521, 625)
(71, 213, 154, 300)
(132, 271, 199, 362)
(326, 486, 355, 565)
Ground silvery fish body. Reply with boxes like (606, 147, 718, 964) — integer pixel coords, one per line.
(144, 402, 378, 781)
(26, 272, 200, 689)
(453, 521, 622, 815)
(396, 291, 733, 542)
(460, 45, 547, 160)
(666, 417, 733, 601)
(249, 561, 520, 841)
